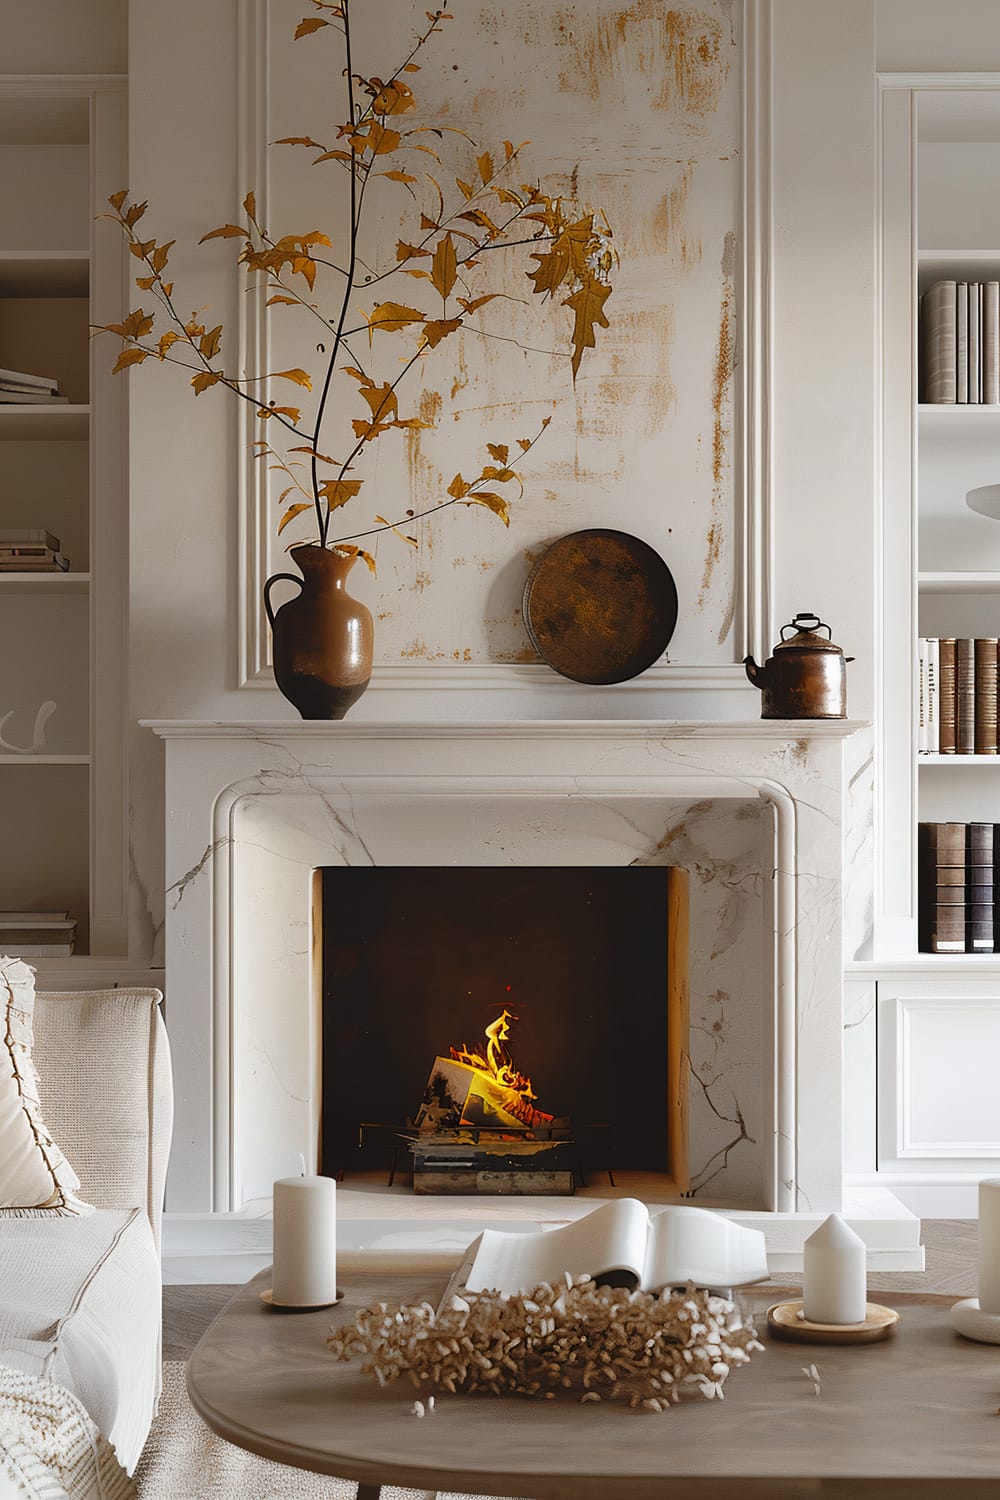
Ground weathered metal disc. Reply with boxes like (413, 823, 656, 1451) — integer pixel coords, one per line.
(522, 529, 678, 684)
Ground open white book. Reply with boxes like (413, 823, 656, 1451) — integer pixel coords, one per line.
(446, 1198, 769, 1301)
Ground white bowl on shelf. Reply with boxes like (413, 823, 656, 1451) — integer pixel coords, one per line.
(966, 484, 1000, 519)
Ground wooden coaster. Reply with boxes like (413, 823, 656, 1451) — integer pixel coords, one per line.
(766, 1299, 899, 1345)
(259, 1288, 344, 1312)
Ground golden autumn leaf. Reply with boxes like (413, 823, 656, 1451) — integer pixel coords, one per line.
(294, 17, 328, 38)
(124, 201, 148, 229)
(199, 325, 223, 359)
(266, 295, 300, 307)
(274, 136, 327, 149)
(455, 177, 475, 200)
(487, 442, 509, 464)
(108, 189, 128, 212)
(157, 331, 181, 359)
(380, 169, 418, 184)
(447, 473, 471, 500)
(372, 80, 415, 115)
(334, 543, 377, 575)
(318, 478, 364, 512)
(200, 224, 247, 243)
(289, 444, 338, 463)
(269, 405, 302, 423)
(563, 278, 612, 377)
(356, 121, 401, 156)
(149, 240, 174, 273)
(313, 149, 354, 164)
(477, 151, 494, 183)
(396, 240, 431, 261)
(134, 275, 156, 291)
(191, 370, 224, 394)
(277, 501, 313, 534)
(129, 239, 155, 259)
(421, 316, 462, 348)
(430, 234, 458, 300)
(465, 491, 510, 525)
(272, 367, 313, 388)
(243, 191, 257, 220)
(366, 302, 424, 340)
(112, 347, 150, 374)
(374, 515, 418, 547)
(290, 254, 317, 290)
(458, 293, 498, 315)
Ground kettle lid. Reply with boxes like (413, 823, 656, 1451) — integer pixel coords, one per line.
(774, 612, 844, 653)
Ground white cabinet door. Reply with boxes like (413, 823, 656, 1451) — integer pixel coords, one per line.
(878, 978, 1000, 1171)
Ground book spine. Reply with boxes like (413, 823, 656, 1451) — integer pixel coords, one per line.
(923, 281, 957, 403)
(918, 638, 928, 754)
(970, 282, 981, 403)
(927, 636, 940, 754)
(939, 638, 957, 753)
(987, 282, 1000, 404)
(958, 282, 969, 403)
(918, 822, 967, 952)
(975, 638, 999, 753)
(957, 638, 976, 753)
(968, 822, 995, 952)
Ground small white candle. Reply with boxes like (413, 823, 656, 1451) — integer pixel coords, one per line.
(271, 1175, 337, 1307)
(977, 1178, 1000, 1314)
(802, 1213, 867, 1325)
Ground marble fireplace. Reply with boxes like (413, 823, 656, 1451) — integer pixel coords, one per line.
(149, 720, 858, 1219)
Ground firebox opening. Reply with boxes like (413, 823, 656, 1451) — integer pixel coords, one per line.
(320, 866, 689, 1192)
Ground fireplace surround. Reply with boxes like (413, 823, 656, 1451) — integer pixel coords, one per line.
(148, 720, 860, 1219)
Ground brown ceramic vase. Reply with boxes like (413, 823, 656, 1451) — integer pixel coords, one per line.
(264, 544, 374, 720)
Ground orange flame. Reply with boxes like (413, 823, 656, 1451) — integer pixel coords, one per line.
(450, 1008, 552, 1129)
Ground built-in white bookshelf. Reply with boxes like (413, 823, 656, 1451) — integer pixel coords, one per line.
(0, 76, 127, 958)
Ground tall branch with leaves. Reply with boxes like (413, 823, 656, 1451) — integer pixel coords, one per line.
(95, 0, 615, 574)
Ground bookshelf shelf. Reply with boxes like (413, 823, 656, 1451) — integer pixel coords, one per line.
(0, 405, 89, 441)
(0, 755, 89, 765)
(918, 754, 1000, 765)
(0, 252, 89, 297)
(918, 571, 1000, 591)
(0, 572, 89, 593)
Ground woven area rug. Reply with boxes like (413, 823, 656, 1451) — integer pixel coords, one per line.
(134, 1362, 518, 1500)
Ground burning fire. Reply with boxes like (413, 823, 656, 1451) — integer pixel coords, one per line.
(450, 1009, 553, 1130)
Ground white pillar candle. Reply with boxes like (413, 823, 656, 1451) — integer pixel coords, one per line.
(977, 1178, 1000, 1314)
(271, 1175, 337, 1307)
(802, 1213, 867, 1325)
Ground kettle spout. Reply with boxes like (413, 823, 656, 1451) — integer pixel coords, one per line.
(743, 654, 769, 690)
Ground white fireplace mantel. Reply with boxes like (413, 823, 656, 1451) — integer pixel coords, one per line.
(146, 719, 861, 1216)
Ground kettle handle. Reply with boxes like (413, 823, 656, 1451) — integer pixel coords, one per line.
(782, 612, 831, 640)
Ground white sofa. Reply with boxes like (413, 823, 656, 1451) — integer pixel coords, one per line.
(0, 988, 173, 1474)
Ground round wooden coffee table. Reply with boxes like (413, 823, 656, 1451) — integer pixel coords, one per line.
(187, 1271, 1000, 1499)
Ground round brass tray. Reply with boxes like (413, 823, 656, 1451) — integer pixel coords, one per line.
(766, 1299, 900, 1345)
(522, 529, 678, 685)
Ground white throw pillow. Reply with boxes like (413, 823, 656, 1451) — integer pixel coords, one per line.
(0, 956, 93, 1216)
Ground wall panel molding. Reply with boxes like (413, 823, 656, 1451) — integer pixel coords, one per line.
(237, 0, 774, 697)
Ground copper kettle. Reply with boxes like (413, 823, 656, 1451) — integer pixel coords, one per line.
(743, 613, 853, 719)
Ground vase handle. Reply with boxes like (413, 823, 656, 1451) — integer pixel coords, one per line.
(263, 572, 303, 629)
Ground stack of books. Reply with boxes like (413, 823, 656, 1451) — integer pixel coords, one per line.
(0, 529, 71, 572)
(918, 637, 1000, 754)
(921, 280, 1000, 403)
(0, 911, 77, 958)
(0, 366, 68, 405)
(919, 823, 995, 953)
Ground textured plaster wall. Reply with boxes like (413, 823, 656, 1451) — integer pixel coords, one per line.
(264, 0, 742, 666)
